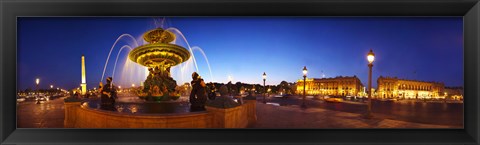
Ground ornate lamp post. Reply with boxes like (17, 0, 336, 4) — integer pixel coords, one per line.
(50, 85, 53, 96)
(262, 72, 267, 104)
(35, 78, 40, 96)
(301, 66, 308, 109)
(365, 49, 375, 118)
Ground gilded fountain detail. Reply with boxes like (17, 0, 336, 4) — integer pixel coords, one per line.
(128, 28, 191, 101)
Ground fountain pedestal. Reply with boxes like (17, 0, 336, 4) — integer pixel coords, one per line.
(63, 100, 256, 128)
(64, 101, 81, 128)
(128, 28, 190, 101)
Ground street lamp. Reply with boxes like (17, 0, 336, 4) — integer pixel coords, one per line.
(301, 66, 308, 109)
(365, 49, 375, 118)
(35, 78, 40, 96)
(50, 85, 53, 95)
(262, 72, 267, 104)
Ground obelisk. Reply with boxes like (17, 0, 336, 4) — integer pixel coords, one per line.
(81, 54, 87, 95)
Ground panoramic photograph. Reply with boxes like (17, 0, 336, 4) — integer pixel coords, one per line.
(16, 17, 463, 128)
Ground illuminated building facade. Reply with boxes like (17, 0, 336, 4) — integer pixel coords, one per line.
(377, 76, 444, 99)
(444, 87, 463, 100)
(296, 76, 364, 96)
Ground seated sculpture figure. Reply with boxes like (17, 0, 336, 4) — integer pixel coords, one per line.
(138, 66, 179, 101)
(100, 77, 117, 111)
(189, 72, 207, 111)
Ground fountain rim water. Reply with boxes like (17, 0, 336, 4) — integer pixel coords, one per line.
(79, 105, 208, 116)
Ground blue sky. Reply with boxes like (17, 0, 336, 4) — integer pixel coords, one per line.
(17, 17, 463, 90)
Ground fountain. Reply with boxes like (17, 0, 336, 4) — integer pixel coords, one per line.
(80, 27, 194, 114)
(128, 28, 190, 101)
(64, 22, 255, 128)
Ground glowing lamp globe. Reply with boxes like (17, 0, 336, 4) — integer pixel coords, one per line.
(367, 49, 375, 64)
(302, 66, 308, 76)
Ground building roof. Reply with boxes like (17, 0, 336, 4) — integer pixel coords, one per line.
(378, 76, 444, 84)
(298, 75, 364, 86)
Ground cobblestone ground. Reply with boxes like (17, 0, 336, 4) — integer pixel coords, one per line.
(16, 97, 459, 128)
(17, 97, 66, 128)
(252, 102, 459, 128)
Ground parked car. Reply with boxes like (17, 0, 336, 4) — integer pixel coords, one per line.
(325, 96, 343, 102)
(274, 95, 283, 98)
(16, 96, 25, 102)
(388, 98, 398, 101)
(36, 96, 47, 104)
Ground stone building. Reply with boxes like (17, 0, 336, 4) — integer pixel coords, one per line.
(444, 87, 463, 100)
(377, 76, 444, 99)
(296, 76, 364, 96)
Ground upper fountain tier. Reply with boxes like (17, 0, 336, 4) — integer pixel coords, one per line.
(129, 28, 190, 68)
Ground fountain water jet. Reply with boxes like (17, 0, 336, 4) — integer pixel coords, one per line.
(166, 27, 199, 73)
(191, 46, 215, 82)
(112, 45, 133, 80)
(101, 34, 139, 82)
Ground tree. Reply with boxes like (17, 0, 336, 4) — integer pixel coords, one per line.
(24, 88, 32, 93)
(235, 81, 243, 95)
(277, 81, 294, 95)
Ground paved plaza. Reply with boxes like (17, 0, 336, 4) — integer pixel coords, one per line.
(17, 97, 66, 128)
(253, 101, 459, 128)
(16, 97, 460, 128)
(260, 95, 463, 126)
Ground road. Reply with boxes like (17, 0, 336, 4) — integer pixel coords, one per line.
(258, 95, 463, 127)
(16, 94, 462, 128)
(17, 96, 66, 128)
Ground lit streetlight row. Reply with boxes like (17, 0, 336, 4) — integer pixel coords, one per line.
(34, 78, 58, 89)
(260, 49, 374, 114)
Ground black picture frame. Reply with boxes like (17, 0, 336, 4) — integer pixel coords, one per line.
(1, 0, 479, 144)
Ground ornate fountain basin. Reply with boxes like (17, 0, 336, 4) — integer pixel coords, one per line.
(128, 43, 190, 68)
(128, 27, 190, 68)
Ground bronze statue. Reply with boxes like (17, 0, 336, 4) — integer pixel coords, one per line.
(100, 77, 117, 111)
(189, 72, 207, 111)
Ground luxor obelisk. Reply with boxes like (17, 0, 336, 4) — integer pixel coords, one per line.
(81, 54, 87, 95)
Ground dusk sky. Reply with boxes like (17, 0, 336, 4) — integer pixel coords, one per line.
(18, 17, 463, 91)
